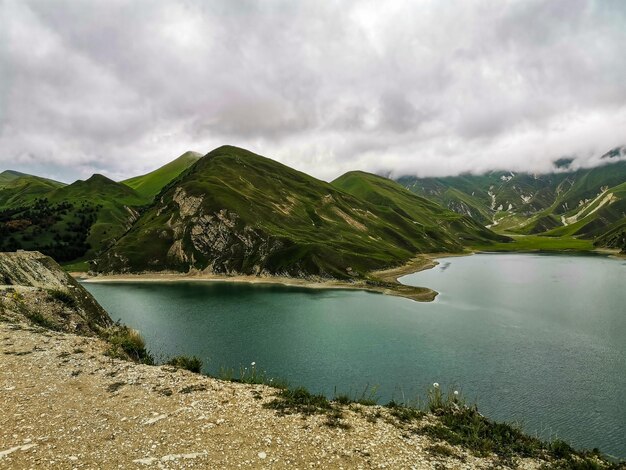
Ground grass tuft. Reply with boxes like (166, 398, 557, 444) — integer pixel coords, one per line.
(264, 386, 333, 415)
(166, 355, 202, 373)
(104, 325, 154, 364)
(47, 289, 76, 308)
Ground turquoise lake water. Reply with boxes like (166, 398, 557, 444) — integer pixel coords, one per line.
(83, 253, 626, 458)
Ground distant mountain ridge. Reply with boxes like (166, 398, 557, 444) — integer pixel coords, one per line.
(397, 147, 626, 250)
(122, 151, 202, 199)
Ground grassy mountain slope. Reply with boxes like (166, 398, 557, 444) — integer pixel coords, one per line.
(95, 146, 503, 278)
(0, 170, 28, 186)
(331, 171, 506, 246)
(122, 151, 202, 200)
(0, 175, 66, 207)
(47, 174, 147, 253)
(0, 151, 201, 264)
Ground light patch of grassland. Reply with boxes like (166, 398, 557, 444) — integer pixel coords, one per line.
(472, 235, 594, 252)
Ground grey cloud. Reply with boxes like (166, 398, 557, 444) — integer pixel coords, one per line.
(0, 0, 625, 184)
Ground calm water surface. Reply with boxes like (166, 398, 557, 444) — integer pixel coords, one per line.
(83, 254, 626, 458)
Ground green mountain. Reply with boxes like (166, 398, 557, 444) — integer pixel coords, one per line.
(95, 146, 504, 278)
(0, 153, 202, 264)
(122, 151, 202, 200)
(0, 174, 145, 262)
(397, 147, 626, 247)
(0, 175, 66, 207)
(48, 174, 147, 251)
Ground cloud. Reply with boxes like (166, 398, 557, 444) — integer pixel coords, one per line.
(0, 0, 625, 183)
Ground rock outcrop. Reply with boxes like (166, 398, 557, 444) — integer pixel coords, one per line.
(0, 251, 112, 335)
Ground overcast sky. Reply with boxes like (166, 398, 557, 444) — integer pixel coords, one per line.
(1, 0, 625, 183)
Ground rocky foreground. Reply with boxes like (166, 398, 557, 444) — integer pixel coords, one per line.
(0, 252, 621, 469)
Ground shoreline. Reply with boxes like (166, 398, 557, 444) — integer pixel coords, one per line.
(73, 253, 461, 303)
(70, 248, 623, 302)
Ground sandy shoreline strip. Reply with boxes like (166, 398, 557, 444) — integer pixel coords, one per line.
(72, 253, 464, 302)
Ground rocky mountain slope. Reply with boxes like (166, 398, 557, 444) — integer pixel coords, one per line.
(398, 147, 626, 246)
(94, 146, 503, 278)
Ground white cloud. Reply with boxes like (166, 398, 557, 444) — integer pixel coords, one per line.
(0, 0, 625, 183)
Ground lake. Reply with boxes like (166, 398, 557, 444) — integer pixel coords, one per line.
(83, 253, 626, 458)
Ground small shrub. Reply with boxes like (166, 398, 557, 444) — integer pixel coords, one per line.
(264, 386, 333, 415)
(325, 408, 350, 429)
(334, 394, 352, 405)
(167, 355, 202, 373)
(427, 443, 458, 459)
(105, 326, 154, 364)
(179, 384, 207, 394)
(26, 311, 59, 331)
(332, 384, 379, 406)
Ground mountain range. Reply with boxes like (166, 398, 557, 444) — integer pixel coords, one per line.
(1, 145, 625, 276)
(95, 146, 501, 277)
(397, 147, 626, 251)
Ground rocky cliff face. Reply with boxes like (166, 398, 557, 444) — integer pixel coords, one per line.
(0, 251, 112, 335)
(164, 188, 285, 275)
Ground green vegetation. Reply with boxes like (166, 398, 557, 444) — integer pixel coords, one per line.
(61, 260, 91, 272)
(217, 362, 288, 388)
(261, 382, 621, 467)
(0, 170, 27, 186)
(332, 170, 508, 246)
(0, 174, 66, 206)
(3, 144, 625, 272)
(0, 174, 147, 262)
(397, 152, 626, 249)
(0, 154, 200, 265)
(122, 151, 202, 200)
(265, 386, 334, 415)
(25, 310, 60, 330)
(385, 386, 620, 467)
(97, 146, 504, 277)
(167, 355, 203, 373)
(0, 198, 99, 261)
(471, 235, 595, 252)
(332, 384, 379, 407)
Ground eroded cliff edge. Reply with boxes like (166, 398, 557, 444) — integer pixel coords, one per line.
(0, 251, 111, 334)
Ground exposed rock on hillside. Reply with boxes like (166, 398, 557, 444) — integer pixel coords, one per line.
(0, 251, 111, 335)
